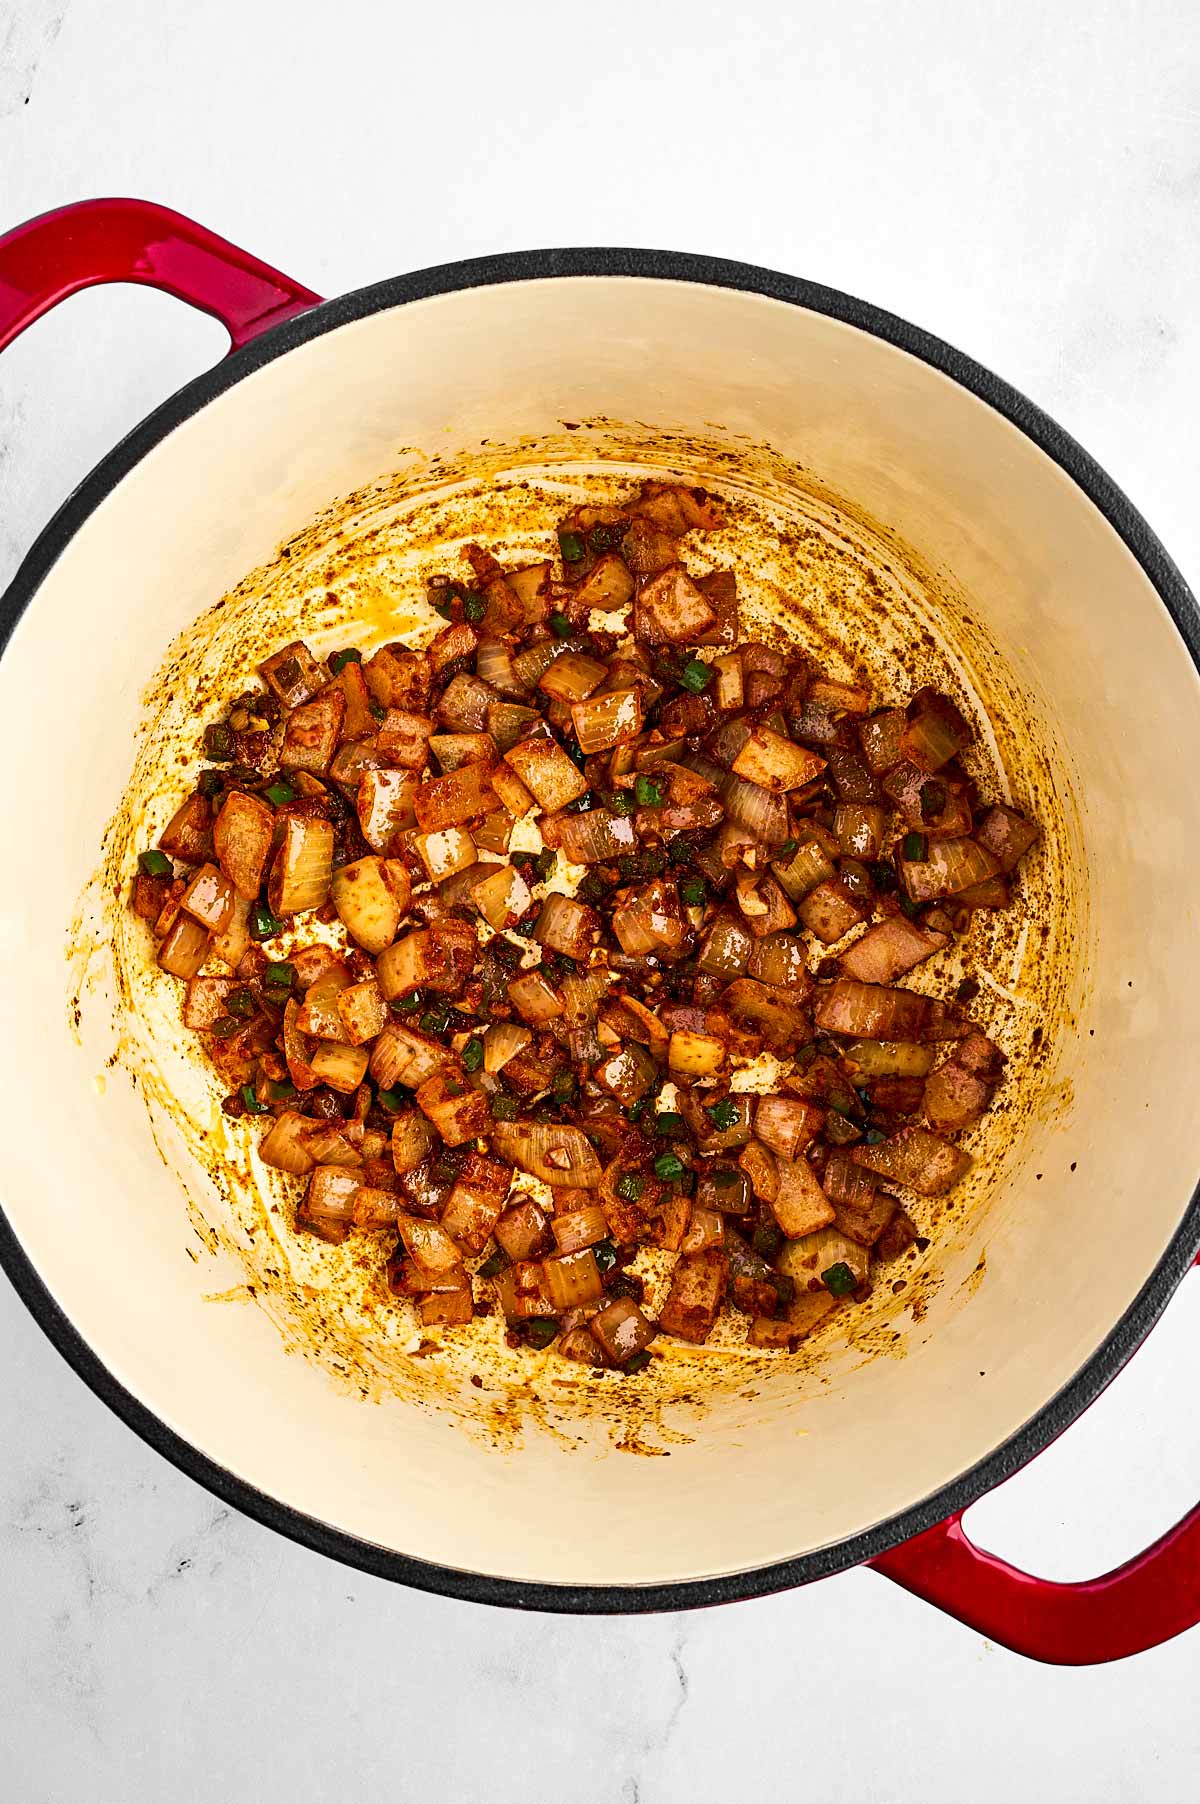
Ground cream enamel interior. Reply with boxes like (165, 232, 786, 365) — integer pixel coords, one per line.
(2, 275, 1199, 1590)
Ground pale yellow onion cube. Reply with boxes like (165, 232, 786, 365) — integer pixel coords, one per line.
(503, 735, 588, 812)
(731, 726, 827, 794)
(308, 1041, 370, 1094)
(667, 1029, 726, 1077)
(415, 826, 477, 882)
(538, 649, 608, 704)
(470, 862, 532, 930)
(491, 762, 536, 817)
(330, 855, 408, 955)
(712, 651, 745, 710)
(336, 979, 389, 1047)
(483, 1021, 532, 1074)
(570, 688, 643, 755)
(357, 769, 417, 852)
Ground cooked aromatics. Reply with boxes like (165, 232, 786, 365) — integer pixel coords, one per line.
(131, 479, 1041, 1371)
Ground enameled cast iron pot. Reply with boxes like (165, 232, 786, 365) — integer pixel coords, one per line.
(2, 199, 1200, 1664)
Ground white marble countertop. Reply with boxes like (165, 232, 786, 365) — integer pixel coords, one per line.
(3, 1, 1200, 1796)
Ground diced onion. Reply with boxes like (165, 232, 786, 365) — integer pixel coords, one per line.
(594, 1042, 659, 1105)
(839, 916, 949, 984)
(507, 969, 564, 1024)
(483, 1022, 532, 1073)
(589, 1296, 657, 1364)
(390, 1108, 436, 1173)
(612, 879, 685, 958)
(397, 1213, 462, 1273)
(258, 1109, 316, 1176)
(512, 640, 564, 690)
(698, 912, 753, 977)
(486, 701, 540, 752)
(268, 816, 334, 916)
(683, 751, 788, 843)
(490, 1120, 603, 1187)
(754, 1095, 823, 1160)
(842, 1039, 937, 1081)
(550, 807, 637, 865)
(309, 1041, 370, 1093)
(707, 716, 753, 768)
(571, 689, 643, 755)
(415, 826, 477, 882)
(746, 932, 810, 991)
(551, 1206, 610, 1254)
(822, 1148, 879, 1208)
(813, 978, 930, 1041)
(899, 695, 970, 772)
(852, 1124, 972, 1195)
(476, 638, 525, 696)
(772, 832, 838, 900)
(495, 1199, 552, 1260)
(668, 1030, 725, 1077)
(559, 965, 612, 1027)
(900, 837, 999, 902)
(535, 892, 598, 959)
(157, 913, 210, 979)
(438, 672, 495, 731)
(470, 862, 531, 929)
(543, 1247, 604, 1311)
(539, 649, 608, 702)
(681, 1207, 725, 1254)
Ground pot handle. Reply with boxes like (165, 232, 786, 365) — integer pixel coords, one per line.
(871, 1475, 1200, 1664)
(0, 197, 322, 355)
(871, 1260, 1200, 1662)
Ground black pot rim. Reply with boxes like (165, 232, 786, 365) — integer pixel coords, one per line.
(2, 244, 1198, 1616)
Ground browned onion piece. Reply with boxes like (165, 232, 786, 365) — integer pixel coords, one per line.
(658, 1249, 729, 1343)
(543, 1247, 604, 1311)
(490, 1120, 603, 1188)
(858, 707, 906, 774)
(559, 965, 612, 1027)
(570, 689, 643, 755)
(772, 828, 839, 900)
(698, 911, 754, 978)
(755, 1094, 824, 1160)
(259, 1109, 316, 1177)
(852, 1125, 972, 1195)
(899, 688, 972, 772)
(551, 1205, 610, 1254)
(771, 1155, 835, 1239)
(612, 878, 687, 959)
(898, 837, 999, 901)
(681, 1207, 725, 1254)
(974, 803, 1041, 873)
(813, 978, 931, 1041)
(590, 1296, 657, 1364)
(535, 891, 601, 959)
(495, 1198, 553, 1260)
(298, 1167, 359, 1243)
(731, 726, 826, 793)
(839, 916, 950, 985)
(157, 913, 210, 980)
(550, 807, 638, 865)
(746, 931, 812, 993)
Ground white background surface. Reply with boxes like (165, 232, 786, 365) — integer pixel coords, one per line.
(3, 1, 1200, 1797)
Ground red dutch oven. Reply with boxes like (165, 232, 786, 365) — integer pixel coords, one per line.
(2, 199, 1199, 1663)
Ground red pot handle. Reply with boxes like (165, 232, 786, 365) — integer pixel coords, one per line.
(869, 1501, 1200, 1663)
(0, 197, 322, 355)
(871, 1262, 1200, 1662)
